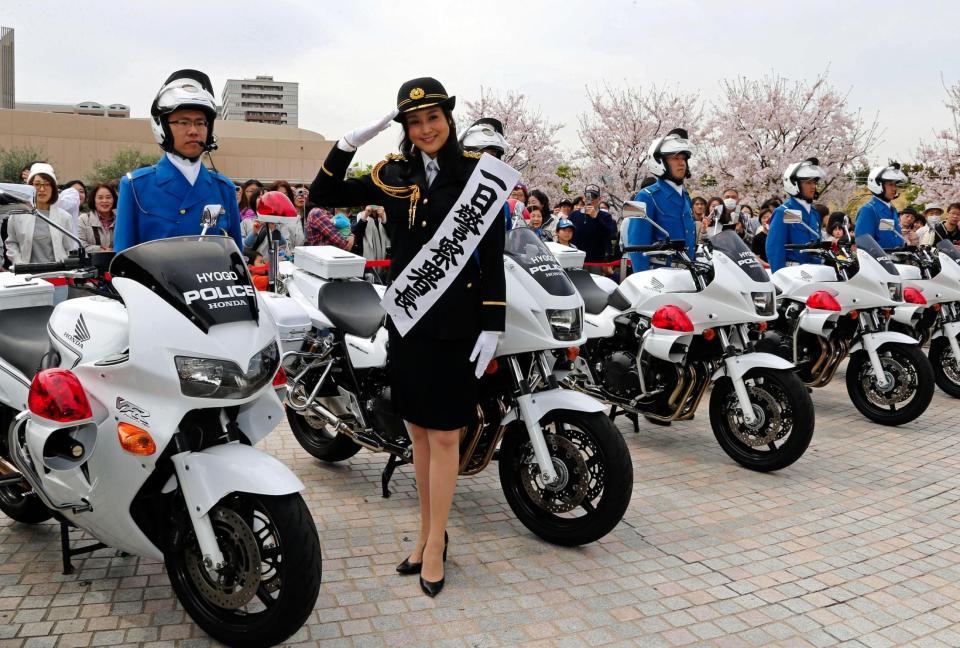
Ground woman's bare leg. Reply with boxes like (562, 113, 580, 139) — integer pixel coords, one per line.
(407, 422, 431, 562)
(420, 427, 461, 582)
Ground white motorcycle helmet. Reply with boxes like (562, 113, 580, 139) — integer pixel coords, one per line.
(782, 157, 826, 198)
(645, 128, 694, 181)
(460, 117, 508, 158)
(150, 69, 218, 157)
(866, 163, 908, 199)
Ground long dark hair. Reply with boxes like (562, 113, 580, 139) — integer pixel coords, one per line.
(399, 108, 463, 179)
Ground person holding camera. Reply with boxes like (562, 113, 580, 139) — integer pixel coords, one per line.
(568, 183, 616, 264)
(352, 204, 391, 281)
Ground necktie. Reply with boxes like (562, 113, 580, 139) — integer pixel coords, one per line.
(426, 159, 438, 187)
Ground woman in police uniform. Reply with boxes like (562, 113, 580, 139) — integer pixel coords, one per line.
(310, 77, 505, 597)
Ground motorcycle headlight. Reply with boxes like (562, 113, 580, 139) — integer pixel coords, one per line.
(751, 291, 775, 316)
(547, 308, 583, 341)
(175, 341, 279, 399)
(887, 282, 903, 302)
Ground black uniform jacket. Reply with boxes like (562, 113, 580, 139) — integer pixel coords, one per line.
(310, 145, 506, 340)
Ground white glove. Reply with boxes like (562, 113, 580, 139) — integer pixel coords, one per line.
(469, 331, 502, 378)
(338, 108, 400, 152)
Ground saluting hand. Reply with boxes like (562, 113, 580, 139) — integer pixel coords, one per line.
(340, 108, 400, 151)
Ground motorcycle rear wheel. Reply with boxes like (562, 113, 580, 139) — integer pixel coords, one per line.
(166, 492, 322, 648)
(710, 368, 814, 472)
(845, 344, 934, 425)
(286, 405, 361, 462)
(929, 336, 960, 398)
(498, 409, 632, 546)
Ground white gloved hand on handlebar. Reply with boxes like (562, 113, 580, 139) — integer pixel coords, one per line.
(469, 331, 502, 379)
(337, 108, 400, 152)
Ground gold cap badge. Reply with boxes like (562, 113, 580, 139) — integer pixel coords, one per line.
(409, 87, 425, 100)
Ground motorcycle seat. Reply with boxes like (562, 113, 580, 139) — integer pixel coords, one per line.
(568, 269, 610, 315)
(317, 281, 385, 338)
(0, 306, 54, 381)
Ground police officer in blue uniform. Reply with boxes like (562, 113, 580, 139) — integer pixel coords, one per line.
(626, 128, 697, 271)
(766, 158, 827, 273)
(854, 163, 908, 249)
(114, 69, 242, 252)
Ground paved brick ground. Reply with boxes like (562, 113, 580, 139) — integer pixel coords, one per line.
(2, 363, 960, 647)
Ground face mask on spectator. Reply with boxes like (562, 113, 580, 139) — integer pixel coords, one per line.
(723, 198, 738, 211)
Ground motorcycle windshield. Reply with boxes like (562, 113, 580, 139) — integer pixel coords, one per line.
(855, 235, 898, 276)
(711, 230, 768, 283)
(110, 235, 258, 333)
(505, 227, 576, 296)
(937, 239, 960, 264)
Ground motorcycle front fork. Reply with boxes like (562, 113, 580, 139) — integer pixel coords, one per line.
(716, 327, 758, 426)
(507, 353, 559, 486)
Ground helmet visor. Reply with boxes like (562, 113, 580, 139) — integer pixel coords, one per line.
(879, 167, 908, 185)
(794, 163, 825, 180)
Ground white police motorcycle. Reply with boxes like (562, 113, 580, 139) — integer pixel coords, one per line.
(0, 189, 320, 648)
(561, 203, 815, 472)
(762, 212, 934, 425)
(279, 227, 633, 546)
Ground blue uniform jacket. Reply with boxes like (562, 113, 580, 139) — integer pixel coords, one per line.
(114, 155, 243, 252)
(854, 196, 902, 249)
(626, 179, 696, 271)
(765, 197, 823, 273)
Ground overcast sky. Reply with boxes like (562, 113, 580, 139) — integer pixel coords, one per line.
(4, 0, 958, 171)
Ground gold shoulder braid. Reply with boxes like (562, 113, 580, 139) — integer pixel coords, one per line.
(462, 150, 482, 159)
(371, 156, 420, 228)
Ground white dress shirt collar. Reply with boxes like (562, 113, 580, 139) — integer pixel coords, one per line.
(166, 152, 202, 186)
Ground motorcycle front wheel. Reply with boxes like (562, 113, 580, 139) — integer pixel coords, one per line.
(498, 409, 632, 546)
(845, 343, 934, 425)
(710, 368, 814, 472)
(286, 404, 361, 462)
(929, 336, 960, 398)
(165, 493, 322, 648)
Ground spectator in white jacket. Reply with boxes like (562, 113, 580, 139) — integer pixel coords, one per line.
(4, 163, 77, 267)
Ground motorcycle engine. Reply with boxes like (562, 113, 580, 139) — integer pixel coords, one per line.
(599, 351, 641, 398)
(369, 386, 409, 447)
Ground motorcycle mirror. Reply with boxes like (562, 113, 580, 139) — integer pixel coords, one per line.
(782, 209, 804, 225)
(622, 201, 648, 219)
(201, 204, 224, 229)
(0, 184, 36, 221)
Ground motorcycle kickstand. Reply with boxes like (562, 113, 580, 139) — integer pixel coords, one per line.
(59, 521, 108, 576)
(381, 454, 402, 499)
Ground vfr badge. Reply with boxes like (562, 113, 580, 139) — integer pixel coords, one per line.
(116, 397, 150, 426)
(63, 314, 91, 348)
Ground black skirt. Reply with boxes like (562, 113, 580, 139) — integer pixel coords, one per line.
(388, 326, 478, 430)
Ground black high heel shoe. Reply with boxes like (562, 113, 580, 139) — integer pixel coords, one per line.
(419, 572, 444, 597)
(396, 531, 448, 575)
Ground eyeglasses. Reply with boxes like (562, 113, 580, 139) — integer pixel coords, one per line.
(31, 181, 52, 189)
(168, 119, 209, 130)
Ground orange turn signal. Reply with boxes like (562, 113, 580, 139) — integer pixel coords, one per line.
(566, 347, 580, 361)
(485, 359, 499, 375)
(118, 422, 157, 456)
(934, 303, 942, 312)
(757, 322, 768, 333)
(702, 328, 716, 341)
(849, 310, 859, 320)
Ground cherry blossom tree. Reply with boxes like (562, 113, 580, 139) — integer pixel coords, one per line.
(577, 84, 704, 201)
(701, 71, 880, 209)
(914, 79, 960, 206)
(461, 88, 566, 196)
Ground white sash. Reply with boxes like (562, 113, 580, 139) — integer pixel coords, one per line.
(382, 154, 520, 337)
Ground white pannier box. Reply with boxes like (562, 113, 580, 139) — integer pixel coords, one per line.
(258, 292, 312, 353)
(545, 241, 587, 270)
(0, 273, 55, 310)
(294, 246, 366, 280)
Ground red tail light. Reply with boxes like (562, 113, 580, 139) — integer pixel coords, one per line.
(566, 347, 580, 361)
(652, 305, 694, 332)
(272, 366, 287, 388)
(806, 291, 841, 312)
(28, 369, 92, 423)
(903, 287, 926, 305)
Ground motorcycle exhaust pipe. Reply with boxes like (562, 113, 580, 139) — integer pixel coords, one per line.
(306, 401, 385, 453)
(0, 455, 24, 487)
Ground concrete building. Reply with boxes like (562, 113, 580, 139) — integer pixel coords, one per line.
(220, 76, 298, 127)
(15, 101, 130, 118)
(1, 27, 13, 110)
(0, 109, 333, 183)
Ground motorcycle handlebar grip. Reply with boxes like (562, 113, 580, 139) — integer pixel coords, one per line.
(13, 258, 83, 275)
(784, 243, 815, 250)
